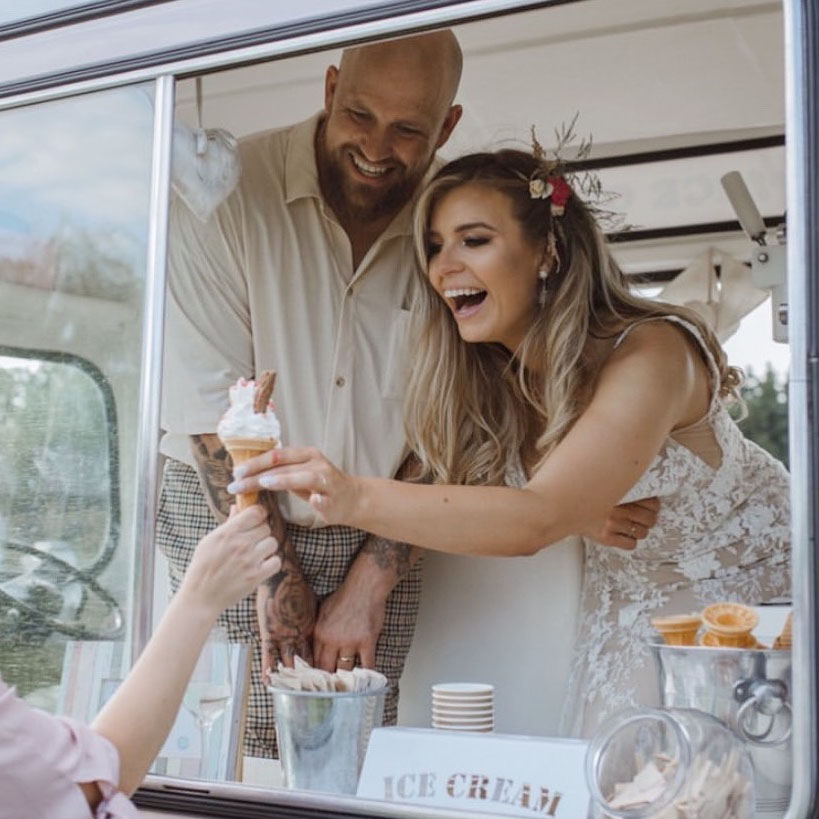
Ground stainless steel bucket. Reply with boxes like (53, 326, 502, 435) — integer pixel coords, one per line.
(650, 641, 792, 818)
(270, 685, 387, 795)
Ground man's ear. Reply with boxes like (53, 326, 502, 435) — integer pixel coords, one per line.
(324, 65, 340, 113)
(435, 104, 463, 150)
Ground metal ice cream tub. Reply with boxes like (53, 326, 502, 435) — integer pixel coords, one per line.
(270, 685, 387, 795)
(650, 641, 792, 817)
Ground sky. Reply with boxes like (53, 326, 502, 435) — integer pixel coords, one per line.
(723, 297, 790, 378)
(0, 84, 154, 287)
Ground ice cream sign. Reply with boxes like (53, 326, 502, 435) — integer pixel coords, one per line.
(357, 728, 590, 817)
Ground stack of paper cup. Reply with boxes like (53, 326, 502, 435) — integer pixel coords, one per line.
(431, 682, 494, 732)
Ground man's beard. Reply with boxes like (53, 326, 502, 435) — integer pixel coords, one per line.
(317, 136, 421, 224)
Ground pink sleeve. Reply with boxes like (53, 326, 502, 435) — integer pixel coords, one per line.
(0, 678, 138, 818)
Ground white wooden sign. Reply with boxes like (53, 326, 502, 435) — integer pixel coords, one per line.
(357, 727, 590, 818)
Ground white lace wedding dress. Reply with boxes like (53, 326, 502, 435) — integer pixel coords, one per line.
(559, 316, 791, 738)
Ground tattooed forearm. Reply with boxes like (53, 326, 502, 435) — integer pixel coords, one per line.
(361, 535, 413, 581)
(255, 489, 316, 665)
(352, 454, 422, 585)
(190, 433, 233, 521)
(259, 490, 290, 546)
(259, 492, 307, 591)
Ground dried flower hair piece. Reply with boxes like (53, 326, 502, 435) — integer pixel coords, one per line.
(547, 177, 572, 215)
(530, 175, 572, 216)
(527, 115, 630, 232)
(529, 178, 553, 200)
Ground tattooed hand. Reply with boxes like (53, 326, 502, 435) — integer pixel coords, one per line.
(256, 571, 317, 674)
(255, 492, 317, 676)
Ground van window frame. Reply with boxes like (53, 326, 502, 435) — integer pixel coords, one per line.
(0, 0, 173, 42)
(0, 0, 542, 100)
(785, 0, 819, 814)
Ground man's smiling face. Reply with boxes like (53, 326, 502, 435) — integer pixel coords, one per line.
(317, 40, 461, 226)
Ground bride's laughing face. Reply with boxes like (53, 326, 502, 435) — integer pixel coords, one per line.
(426, 183, 543, 351)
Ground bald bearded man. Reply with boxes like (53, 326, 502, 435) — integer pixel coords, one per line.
(158, 31, 464, 757)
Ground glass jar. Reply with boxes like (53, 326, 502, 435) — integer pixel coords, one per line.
(585, 707, 754, 819)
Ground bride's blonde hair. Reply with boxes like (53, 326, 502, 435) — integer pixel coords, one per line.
(405, 150, 742, 486)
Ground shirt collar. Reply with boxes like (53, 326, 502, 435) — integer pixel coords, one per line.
(283, 112, 324, 205)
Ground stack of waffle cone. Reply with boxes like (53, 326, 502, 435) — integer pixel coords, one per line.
(700, 602, 759, 648)
(773, 611, 793, 649)
(651, 613, 702, 646)
(224, 437, 278, 510)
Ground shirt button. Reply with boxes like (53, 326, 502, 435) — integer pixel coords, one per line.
(336, 376, 345, 387)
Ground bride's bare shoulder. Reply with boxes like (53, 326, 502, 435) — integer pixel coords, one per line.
(607, 319, 697, 371)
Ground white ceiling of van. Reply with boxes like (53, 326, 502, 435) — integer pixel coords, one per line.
(177, 0, 785, 273)
(184, 0, 783, 145)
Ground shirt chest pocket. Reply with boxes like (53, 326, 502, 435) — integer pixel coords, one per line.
(381, 308, 414, 401)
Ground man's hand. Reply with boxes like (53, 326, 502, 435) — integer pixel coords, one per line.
(313, 534, 418, 672)
(257, 566, 317, 676)
(312, 566, 388, 672)
(584, 497, 660, 550)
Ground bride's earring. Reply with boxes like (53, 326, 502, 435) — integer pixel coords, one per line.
(538, 265, 549, 307)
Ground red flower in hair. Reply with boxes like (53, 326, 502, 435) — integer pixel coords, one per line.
(548, 176, 572, 210)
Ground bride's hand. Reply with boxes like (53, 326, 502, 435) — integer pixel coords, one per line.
(228, 446, 361, 525)
(584, 497, 660, 550)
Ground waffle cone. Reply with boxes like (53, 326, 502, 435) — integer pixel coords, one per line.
(223, 437, 278, 510)
(701, 602, 758, 638)
(773, 611, 793, 649)
(701, 629, 759, 648)
(651, 613, 701, 646)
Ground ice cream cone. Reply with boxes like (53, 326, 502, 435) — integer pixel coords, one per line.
(701, 602, 758, 647)
(773, 611, 793, 649)
(224, 436, 278, 510)
(700, 630, 759, 648)
(651, 613, 702, 646)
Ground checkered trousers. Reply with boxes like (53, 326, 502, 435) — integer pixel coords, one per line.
(156, 458, 422, 758)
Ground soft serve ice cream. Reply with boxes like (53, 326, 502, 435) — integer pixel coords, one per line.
(217, 370, 281, 509)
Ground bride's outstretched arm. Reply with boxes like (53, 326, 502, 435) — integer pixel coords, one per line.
(229, 326, 691, 556)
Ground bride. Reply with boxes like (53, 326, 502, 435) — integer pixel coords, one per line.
(229, 147, 791, 736)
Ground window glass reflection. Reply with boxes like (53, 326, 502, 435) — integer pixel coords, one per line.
(0, 83, 154, 712)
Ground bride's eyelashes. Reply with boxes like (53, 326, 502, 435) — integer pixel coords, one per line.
(426, 234, 491, 259)
(462, 234, 490, 247)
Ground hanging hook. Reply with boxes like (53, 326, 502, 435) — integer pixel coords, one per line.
(195, 76, 207, 156)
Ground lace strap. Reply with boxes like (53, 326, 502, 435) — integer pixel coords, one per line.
(613, 316, 721, 412)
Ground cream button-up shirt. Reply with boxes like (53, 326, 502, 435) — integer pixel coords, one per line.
(160, 114, 421, 526)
